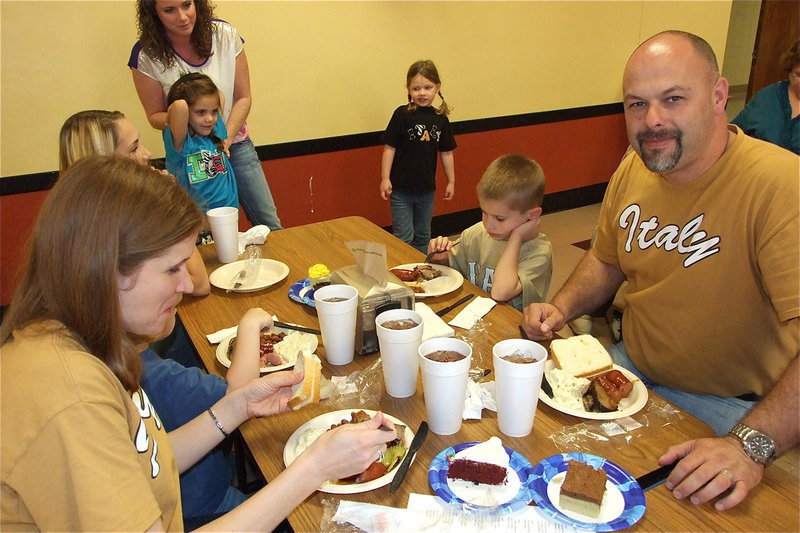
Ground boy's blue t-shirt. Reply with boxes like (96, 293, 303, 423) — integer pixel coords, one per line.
(164, 119, 239, 212)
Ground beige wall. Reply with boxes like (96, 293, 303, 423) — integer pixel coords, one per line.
(0, 1, 732, 177)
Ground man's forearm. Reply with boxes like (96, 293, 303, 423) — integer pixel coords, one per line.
(739, 353, 799, 456)
(551, 251, 626, 320)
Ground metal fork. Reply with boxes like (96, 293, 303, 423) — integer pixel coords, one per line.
(423, 240, 460, 263)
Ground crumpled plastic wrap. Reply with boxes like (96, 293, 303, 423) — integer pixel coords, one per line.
(455, 317, 492, 381)
(320, 497, 402, 533)
(325, 358, 383, 409)
(549, 396, 684, 452)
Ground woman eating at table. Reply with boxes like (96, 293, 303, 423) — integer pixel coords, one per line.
(59, 109, 273, 525)
(0, 155, 397, 532)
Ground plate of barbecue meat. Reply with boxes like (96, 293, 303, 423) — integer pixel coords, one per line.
(389, 263, 464, 298)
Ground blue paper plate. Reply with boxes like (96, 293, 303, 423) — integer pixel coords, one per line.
(429, 441, 535, 514)
(288, 278, 316, 307)
(530, 453, 645, 531)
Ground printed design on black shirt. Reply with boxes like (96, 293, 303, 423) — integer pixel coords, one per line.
(186, 150, 228, 184)
(407, 124, 441, 142)
(466, 261, 495, 293)
(131, 388, 163, 478)
(618, 204, 721, 267)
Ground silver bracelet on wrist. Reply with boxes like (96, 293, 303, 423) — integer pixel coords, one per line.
(208, 407, 229, 438)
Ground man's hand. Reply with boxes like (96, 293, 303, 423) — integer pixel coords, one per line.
(660, 436, 765, 511)
(522, 303, 565, 340)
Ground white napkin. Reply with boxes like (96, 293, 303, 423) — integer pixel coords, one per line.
(414, 302, 455, 341)
(206, 325, 238, 344)
(237, 225, 271, 254)
(448, 296, 497, 329)
(463, 380, 497, 419)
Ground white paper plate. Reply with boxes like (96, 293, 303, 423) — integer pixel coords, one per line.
(538, 362, 648, 420)
(390, 263, 464, 298)
(209, 259, 290, 292)
(283, 409, 414, 494)
(215, 326, 318, 373)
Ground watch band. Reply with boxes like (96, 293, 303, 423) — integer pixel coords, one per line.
(729, 423, 776, 466)
(730, 423, 754, 442)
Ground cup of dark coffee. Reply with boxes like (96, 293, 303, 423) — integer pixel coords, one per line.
(375, 309, 423, 398)
(418, 337, 472, 435)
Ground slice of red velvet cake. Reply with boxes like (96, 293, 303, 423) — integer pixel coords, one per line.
(559, 460, 607, 518)
(447, 437, 509, 485)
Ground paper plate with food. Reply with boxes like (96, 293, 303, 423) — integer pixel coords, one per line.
(389, 263, 464, 298)
(529, 452, 645, 531)
(215, 325, 318, 373)
(428, 437, 536, 514)
(283, 409, 413, 494)
(538, 335, 647, 420)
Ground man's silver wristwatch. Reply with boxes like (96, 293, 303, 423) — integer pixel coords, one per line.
(729, 423, 776, 466)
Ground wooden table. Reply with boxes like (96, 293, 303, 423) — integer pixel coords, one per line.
(178, 216, 799, 532)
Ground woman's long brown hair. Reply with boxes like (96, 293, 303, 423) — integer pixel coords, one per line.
(0, 156, 201, 391)
(136, 0, 216, 69)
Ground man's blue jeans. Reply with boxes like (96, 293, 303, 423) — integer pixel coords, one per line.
(606, 341, 755, 436)
(229, 138, 282, 231)
(390, 190, 435, 254)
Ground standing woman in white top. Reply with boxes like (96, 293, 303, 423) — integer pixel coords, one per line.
(129, 0, 283, 230)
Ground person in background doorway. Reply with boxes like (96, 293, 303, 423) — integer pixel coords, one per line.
(732, 39, 800, 154)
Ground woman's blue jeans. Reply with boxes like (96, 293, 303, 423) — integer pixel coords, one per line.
(229, 138, 282, 230)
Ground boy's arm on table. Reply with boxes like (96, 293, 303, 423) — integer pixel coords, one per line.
(226, 309, 274, 392)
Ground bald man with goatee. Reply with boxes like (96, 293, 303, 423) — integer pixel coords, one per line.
(524, 31, 799, 511)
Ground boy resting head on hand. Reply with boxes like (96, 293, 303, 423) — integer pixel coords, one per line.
(428, 154, 553, 310)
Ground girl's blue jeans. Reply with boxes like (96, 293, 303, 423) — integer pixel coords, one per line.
(229, 138, 282, 231)
(607, 341, 755, 436)
(390, 190, 435, 254)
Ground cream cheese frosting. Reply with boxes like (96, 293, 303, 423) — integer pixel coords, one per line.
(454, 436, 510, 468)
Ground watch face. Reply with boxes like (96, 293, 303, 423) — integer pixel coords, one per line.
(745, 434, 774, 460)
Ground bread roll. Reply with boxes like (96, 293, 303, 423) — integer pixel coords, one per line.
(288, 351, 322, 410)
